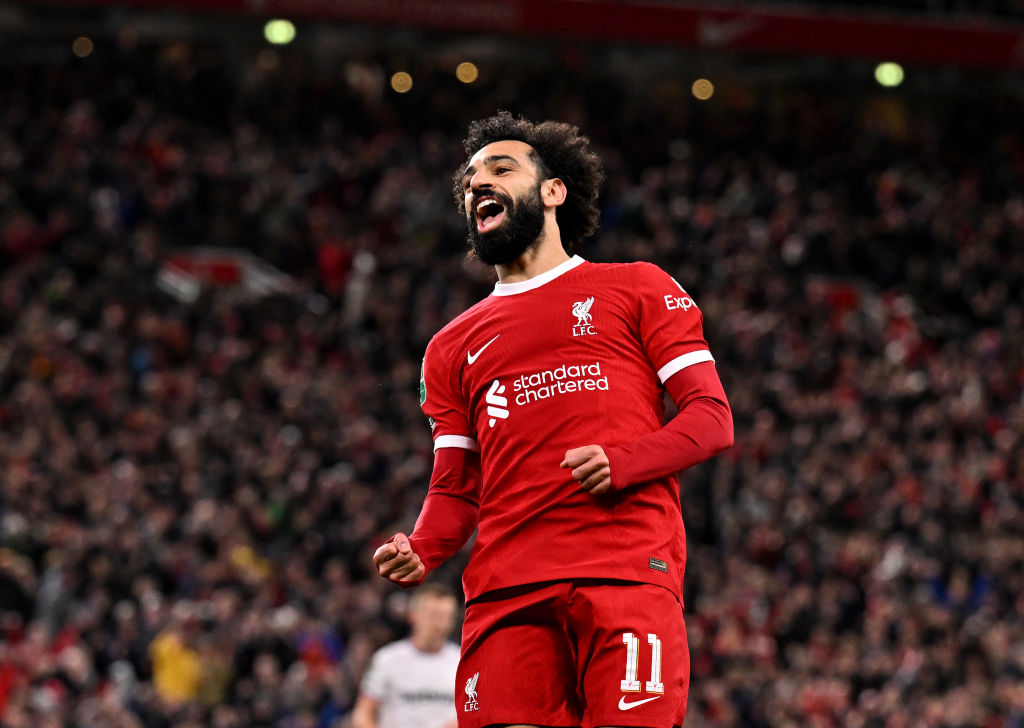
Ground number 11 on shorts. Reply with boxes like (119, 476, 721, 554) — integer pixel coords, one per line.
(620, 632, 664, 694)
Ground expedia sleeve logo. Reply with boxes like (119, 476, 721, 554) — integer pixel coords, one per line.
(664, 276, 698, 311)
(663, 294, 696, 311)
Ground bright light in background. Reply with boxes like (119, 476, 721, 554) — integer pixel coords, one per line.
(874, 62, 904, 87)
(691, 78, 714, 101)
(72, 36, 94, 58)
(456, 62, 479, 84)
(264, 19, 296, 45)
(391, 72, 413, 93)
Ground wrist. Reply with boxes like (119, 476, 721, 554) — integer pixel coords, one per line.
(601, 443, 629, 490)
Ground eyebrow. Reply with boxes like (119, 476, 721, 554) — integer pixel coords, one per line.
(461, 154, 520, 181)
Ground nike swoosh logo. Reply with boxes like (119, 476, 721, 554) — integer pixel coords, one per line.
(618, 695, 662, 710)
(467, 335, 500, 365)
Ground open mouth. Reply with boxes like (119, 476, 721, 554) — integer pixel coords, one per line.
(475, 197, 506, 233)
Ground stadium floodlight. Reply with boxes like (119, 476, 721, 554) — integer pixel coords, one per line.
(456, 62, 479, 84)
(264, 19, 296, 45)
(391, 72, 413, 93)
(691, 78, 714, 101)
(874, 62, 904, 87)
(72, 36, 94, 58)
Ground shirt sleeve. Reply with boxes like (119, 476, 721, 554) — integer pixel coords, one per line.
(604, 362, 733, 489)
(632, 262, 714, 383)
(408, 447, 481, 577)
(420, 337, 479, 452)
(359, 648, 389, 700)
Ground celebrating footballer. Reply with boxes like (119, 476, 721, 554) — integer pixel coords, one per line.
(374, 111, 734, 728)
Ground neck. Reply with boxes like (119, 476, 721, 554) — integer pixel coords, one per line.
(411, 634, 443, 653)
(494, 228, 570, 284)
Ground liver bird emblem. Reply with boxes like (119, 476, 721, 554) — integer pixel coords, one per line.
(572, 297, 595, 326)
(464, 672, 480, 711)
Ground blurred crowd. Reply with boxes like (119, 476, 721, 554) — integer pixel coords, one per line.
(0, 29, 1022, 728)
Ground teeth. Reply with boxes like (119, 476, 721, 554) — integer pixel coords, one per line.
(477, 199, 500, 214)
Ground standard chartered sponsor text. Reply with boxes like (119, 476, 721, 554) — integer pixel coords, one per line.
(513, 361, 609, 405)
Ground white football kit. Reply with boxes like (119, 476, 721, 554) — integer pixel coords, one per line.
(359, 638, 460, 728)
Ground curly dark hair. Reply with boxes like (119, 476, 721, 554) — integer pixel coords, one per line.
(452, 111, 605, 254)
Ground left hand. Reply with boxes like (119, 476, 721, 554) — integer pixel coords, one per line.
(560, 445, 612, 495)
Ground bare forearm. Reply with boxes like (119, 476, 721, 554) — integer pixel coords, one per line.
(351, 696, 378, 728)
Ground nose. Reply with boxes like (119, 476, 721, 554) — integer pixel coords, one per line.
(469, 171, 494, 194)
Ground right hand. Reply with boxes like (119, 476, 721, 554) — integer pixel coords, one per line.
(372, 532, 425, 584)
(561, 444, 613, 495)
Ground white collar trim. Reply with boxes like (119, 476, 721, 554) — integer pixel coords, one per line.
(491, 256, 586, 296)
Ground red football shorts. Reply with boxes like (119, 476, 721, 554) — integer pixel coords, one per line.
(455, 580, 689, 728)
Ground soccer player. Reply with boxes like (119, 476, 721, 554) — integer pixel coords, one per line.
(352, 582, 461, 728)
(373, 112, 733, 728)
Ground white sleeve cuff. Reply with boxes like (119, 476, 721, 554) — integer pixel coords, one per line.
(433, 435, 481, 452)
(656, 349, 715, 383)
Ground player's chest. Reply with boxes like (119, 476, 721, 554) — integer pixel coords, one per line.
(465, 290, 632, 365)
(456, 292, 644, 410)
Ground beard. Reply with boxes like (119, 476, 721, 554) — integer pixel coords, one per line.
(467, 185, 545, 266)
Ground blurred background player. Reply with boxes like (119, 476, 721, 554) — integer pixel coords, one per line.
(352, 582, 460, 728)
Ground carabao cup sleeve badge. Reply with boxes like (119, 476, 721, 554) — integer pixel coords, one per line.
(419, 357, 427, 405)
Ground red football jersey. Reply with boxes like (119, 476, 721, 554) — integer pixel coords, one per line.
(420, 256, 716, 602)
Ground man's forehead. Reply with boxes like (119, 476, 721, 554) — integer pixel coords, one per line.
(467, 139, 535, 167)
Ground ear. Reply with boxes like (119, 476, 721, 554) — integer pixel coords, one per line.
(541, 178, 567, 208)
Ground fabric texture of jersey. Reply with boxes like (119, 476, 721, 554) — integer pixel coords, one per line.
(360, 639, 461, 728)
(420, 256, 715, 602)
